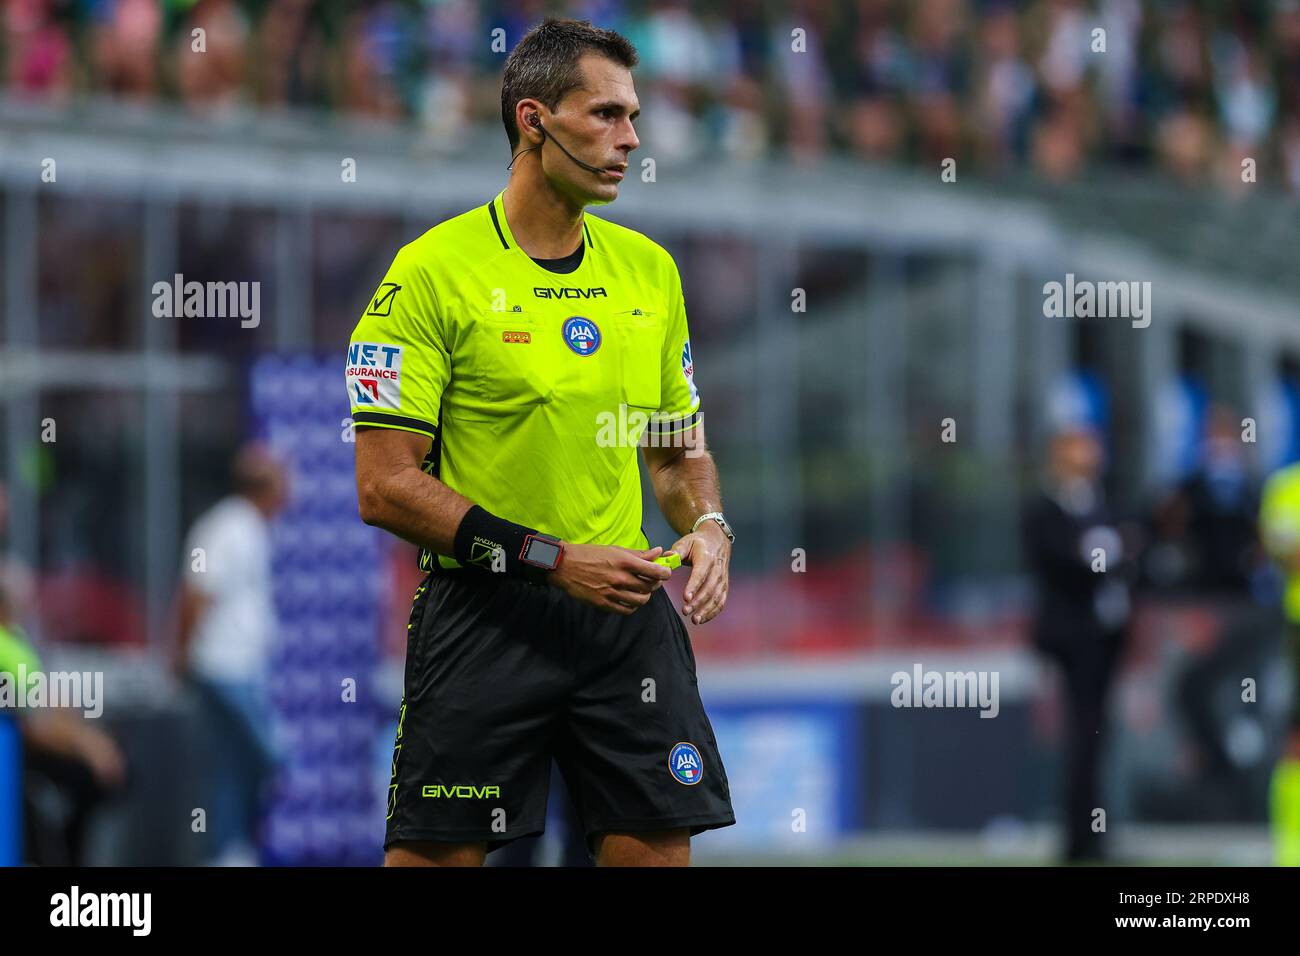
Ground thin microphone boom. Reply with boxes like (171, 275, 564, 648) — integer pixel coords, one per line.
(535, 120, 610, 176)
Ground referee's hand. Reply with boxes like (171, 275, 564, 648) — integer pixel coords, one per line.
(546, 543, 672, 615)
(669, 522, 732, 625)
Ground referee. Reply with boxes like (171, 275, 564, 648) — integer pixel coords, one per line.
(347, 18, 736, 867)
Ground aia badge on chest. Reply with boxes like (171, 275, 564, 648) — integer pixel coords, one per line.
(668, 742, 704, 786)
(562, 316, 601, 355)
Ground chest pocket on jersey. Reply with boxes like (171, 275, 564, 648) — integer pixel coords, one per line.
(617, 315, 663, 411)
(464, 312, 557, 410)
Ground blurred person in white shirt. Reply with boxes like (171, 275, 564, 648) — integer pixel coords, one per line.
(176, 444, 288, 866)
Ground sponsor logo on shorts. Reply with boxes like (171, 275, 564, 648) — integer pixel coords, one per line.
(421, 784, 502, 799)
(668, 741, 704, 786)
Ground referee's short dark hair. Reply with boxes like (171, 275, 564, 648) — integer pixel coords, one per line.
(501, 18, 639, 151)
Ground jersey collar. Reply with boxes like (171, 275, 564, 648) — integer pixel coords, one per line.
(488, 190, 595, 281)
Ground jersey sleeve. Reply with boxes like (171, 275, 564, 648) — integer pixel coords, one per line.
(345, 246, 447, 440)
(647, 255, 702, 438)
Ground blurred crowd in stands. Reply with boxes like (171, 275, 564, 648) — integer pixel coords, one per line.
(3, 0, 1300, 190)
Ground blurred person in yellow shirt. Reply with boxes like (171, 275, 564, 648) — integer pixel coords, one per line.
(1257, 460, 1300, 865)
(0, 563, 126, 864)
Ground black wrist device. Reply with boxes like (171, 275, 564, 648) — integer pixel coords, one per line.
(452, 505, 563, 585)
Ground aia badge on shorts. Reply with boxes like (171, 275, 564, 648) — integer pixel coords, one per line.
(668, 742, 704, 786)
(562, 316, 601, 355)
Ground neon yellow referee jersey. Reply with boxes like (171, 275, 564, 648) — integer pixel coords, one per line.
(345, 189, 702, 571)
(1261, 461, 1300, 623)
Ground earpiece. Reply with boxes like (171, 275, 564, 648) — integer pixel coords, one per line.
(528, 114, 541, 128)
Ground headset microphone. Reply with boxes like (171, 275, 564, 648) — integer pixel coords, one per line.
(531, 117, 613, 177)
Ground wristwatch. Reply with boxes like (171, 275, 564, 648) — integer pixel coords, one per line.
(519, 533, 564, 585)
(691, 512, 735, 545)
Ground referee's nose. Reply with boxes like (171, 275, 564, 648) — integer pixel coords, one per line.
(617, 116, 639, 156)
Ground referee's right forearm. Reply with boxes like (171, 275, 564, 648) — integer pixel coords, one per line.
(357, 460, 474, 558)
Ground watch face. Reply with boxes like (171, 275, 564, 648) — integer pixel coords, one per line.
(523, 537, 561, 569)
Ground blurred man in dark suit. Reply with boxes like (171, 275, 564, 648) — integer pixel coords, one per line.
(1023, 424, 1133, 862)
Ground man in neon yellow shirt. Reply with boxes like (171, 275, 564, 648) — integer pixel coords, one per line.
(0, 578, 125, 864)
(0, 615, 35, 865)
(348, 18, 735, 867)
(1258, 461, 1300, 865)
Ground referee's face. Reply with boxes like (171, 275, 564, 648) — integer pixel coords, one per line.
(547, 53, 640, 206)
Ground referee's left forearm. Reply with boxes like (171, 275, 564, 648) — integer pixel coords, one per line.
(645, 443, 723, 537)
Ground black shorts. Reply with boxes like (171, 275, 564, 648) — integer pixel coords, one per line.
(384, 569, 736, 854)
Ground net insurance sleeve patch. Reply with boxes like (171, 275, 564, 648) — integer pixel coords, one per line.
(649, 255, 703, 436)
(344, 248, 446, 439)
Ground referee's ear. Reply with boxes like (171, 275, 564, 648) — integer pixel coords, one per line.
(516, 99, 546, 146)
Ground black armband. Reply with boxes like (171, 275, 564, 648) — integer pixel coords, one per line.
(452, 505, 563, 585)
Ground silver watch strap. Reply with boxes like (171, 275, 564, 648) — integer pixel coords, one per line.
(691, 511, 733, 542)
